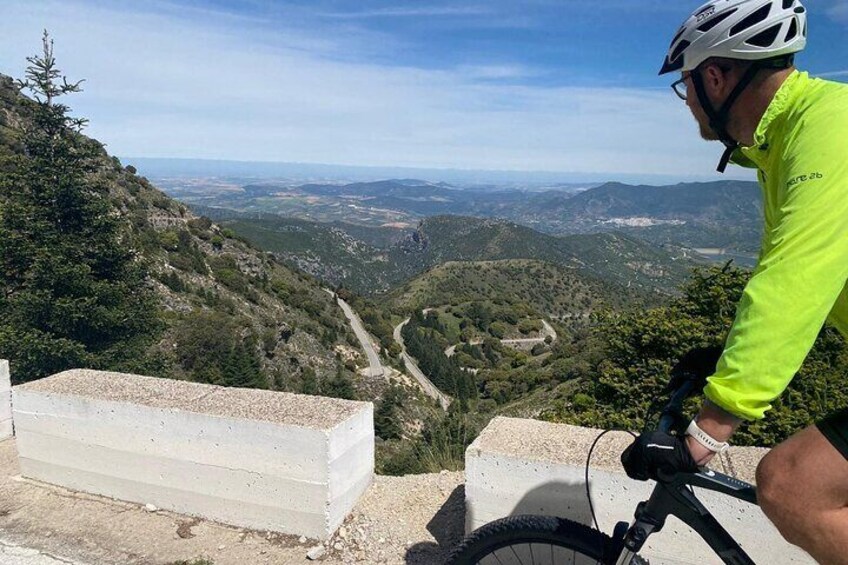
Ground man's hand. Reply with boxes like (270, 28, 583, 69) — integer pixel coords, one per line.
(621, 431, 699, 481)
(666, 346, 724, 393)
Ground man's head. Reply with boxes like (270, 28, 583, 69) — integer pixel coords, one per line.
(681, 58, 780, 141)
(660, 0, 808, 169)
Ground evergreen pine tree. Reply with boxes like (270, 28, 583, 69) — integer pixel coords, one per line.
(321, 366, 357, 400)
(221, 338, 265, 389)
(0, 33, 161, 383)
(300, 367, 319, 395)
(374, 386, 403, 440)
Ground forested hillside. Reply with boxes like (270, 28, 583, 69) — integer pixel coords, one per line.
(386, 216, 698, 295)
(219, 212, 701, 296)
(390, 259, 643, 319)
(0, 44, 357, 395)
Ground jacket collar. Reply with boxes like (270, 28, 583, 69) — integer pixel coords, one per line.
(733, 70, 805, 170)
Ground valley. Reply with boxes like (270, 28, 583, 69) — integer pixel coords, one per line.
(161, 177, 763, 262)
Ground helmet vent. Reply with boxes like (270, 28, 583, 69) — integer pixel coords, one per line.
(670, 27, 686, 48)
(782, 0, 794, 9)
(747, 24, 782, 47)
(697, 9, 737, 32)
(730, 3, 772, 36)
(671, 40, 691, 63)
(785, 18, 798, 41)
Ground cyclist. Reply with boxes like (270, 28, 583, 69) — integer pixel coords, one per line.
(622, 0, 848, 562)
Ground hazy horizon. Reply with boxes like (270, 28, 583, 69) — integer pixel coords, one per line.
(121, 155, 755, 188)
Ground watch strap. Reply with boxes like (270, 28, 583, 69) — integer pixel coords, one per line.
(686, 420, 730, 453)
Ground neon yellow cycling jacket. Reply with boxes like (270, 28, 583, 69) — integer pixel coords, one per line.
(704, 70, 848, 421)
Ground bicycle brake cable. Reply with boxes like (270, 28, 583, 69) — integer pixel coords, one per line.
(585, 387, 677, 531)
(585, 428, 636, 532)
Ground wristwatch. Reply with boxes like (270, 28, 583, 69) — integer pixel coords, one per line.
(686, 420, 730, 453)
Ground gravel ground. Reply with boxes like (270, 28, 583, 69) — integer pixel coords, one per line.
(319, 470, 465, 564)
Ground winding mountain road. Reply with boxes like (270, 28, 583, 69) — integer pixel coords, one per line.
(445, 319, 558, 356)
(393, 319, 452, 411)
(501, 319, 558, 347)
(326, 290, 385, 378)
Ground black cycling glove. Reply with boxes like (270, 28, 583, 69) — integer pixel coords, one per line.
(621, 431, 699, 481)
(665, 345, 724, 393)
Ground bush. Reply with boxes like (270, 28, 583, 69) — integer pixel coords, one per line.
(541, 264, 848, 448)
(159, 230, 180, 251)
(488, 322, 507, 339)
(208, 256, 248, 294)
(518, 319, 543, 335)
(530, 342, 547, 356)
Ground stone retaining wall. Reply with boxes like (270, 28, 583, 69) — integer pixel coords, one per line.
(12, 368, 374, 540)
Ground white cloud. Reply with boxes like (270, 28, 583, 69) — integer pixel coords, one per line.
(320, 6, 490, 19)
(0, 0, 751, 180)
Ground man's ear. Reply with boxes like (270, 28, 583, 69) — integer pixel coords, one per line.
(699, 63, 729, 98)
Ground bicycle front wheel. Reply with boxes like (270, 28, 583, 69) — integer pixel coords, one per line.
(449, 515, 639, 565)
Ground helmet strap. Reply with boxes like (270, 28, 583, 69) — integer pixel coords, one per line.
(691, 61, 765, 173)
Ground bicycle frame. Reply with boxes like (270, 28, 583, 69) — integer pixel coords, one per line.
(613, 467, 758, 565)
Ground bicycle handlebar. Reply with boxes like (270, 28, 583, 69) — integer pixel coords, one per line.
(657, 378, 697, 434)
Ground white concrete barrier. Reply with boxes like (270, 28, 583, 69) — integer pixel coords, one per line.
(13, 369, 374, 540)
(465, 417, 814, 565)
(0, 360, 11, 440)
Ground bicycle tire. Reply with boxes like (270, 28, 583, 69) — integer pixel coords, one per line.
(448, 514, 646, 565)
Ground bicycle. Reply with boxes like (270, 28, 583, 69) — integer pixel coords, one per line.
(448, 376, 763, 565)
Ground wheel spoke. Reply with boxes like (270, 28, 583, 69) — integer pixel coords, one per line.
(509, 544, 526, 565)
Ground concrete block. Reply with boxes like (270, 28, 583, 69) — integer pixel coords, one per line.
(0, 360, 11, 440)
(13, 369, 374, 539)
(465, 417, 814, 565)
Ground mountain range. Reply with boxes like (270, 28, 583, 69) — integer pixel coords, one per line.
(514, 180, 763, 254)
(171, 176, 763, 258)
(208, 210, 701, 297)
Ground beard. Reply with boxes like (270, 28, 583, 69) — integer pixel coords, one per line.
(699, 121, 719, 141)
(691, 106, 719, 141)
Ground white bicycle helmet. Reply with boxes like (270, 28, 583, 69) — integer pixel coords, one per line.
(660, 0, 807, 172)
(660, 0, 808, 75)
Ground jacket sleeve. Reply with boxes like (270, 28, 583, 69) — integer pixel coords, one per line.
(704, 104, 848, 420)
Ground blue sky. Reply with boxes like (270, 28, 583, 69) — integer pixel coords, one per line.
(2, 0, 847, 181)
